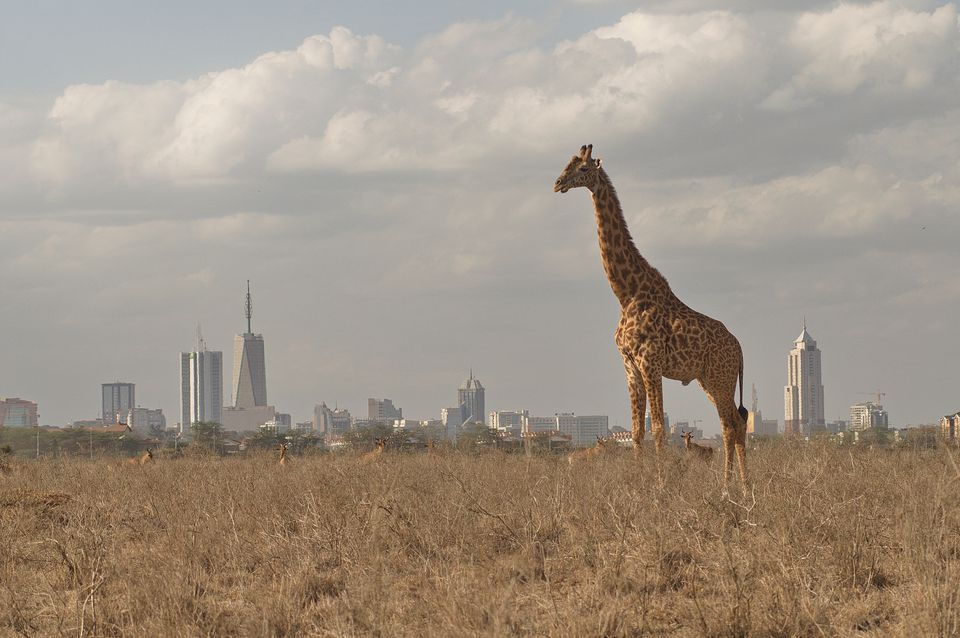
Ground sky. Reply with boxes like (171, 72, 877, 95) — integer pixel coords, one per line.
(1, 0, 958, 432)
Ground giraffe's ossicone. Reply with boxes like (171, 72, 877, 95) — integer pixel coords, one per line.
(554, 144, 749, 486)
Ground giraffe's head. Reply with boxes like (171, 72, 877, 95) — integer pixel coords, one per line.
(554, 144, 602, 193)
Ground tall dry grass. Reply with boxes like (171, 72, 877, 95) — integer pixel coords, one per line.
(1, 442, 959, 636)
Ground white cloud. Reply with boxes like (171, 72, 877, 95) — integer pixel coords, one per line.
(3, 3, 960, 427)
(763, 2, 959, 110)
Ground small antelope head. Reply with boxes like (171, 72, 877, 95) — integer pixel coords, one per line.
(681, 431, 693, 448)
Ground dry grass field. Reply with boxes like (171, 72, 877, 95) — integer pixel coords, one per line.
(2, 443, 960, 637)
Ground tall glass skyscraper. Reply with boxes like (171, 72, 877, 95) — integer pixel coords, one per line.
(232, 281, 267, 409)
(180, 349, 223, 431)
(784, 323, 825, 436)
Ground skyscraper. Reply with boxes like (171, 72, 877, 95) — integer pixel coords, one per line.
(102, 382, 135, 424)
(232, 281, 267, 409)
(458, 370, 485, 425)
(180, 347, 223, 431)
(784, 323, 825, 436)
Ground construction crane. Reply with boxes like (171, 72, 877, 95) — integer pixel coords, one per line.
(857, 391, 886, 406)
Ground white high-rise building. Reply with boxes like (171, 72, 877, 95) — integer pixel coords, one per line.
(102, 382, 135, 424)
(849, 403, 889, 432)
(180, 349, 223, 432)
(784, 323, 825, 436)
(232, 281, 267, 409)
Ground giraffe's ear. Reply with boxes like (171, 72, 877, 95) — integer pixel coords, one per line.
(596, 158, 602, 168)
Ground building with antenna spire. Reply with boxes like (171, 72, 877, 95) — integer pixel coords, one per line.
(232, 280, 268, 409)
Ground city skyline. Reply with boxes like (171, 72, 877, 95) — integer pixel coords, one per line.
(2, 2, 958, 432)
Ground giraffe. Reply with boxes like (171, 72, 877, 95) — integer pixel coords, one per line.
(554, 144, 749, 486)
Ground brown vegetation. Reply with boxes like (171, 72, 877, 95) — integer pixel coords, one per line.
(1, 443, 959, 636)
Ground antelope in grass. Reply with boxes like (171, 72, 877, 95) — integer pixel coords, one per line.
(127, 449, 154, 466)
(568, 436, 612, 465)
(278, 443, 290, 466)
(681, 432, 714, 462)
(361, 438, 386, 463)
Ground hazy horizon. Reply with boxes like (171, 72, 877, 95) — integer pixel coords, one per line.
(2, 1, 959, 433)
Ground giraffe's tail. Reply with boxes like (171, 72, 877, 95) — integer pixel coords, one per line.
(737, 357, 748, 424)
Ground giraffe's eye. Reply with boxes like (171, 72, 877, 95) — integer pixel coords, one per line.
(579, 166, 588, 172)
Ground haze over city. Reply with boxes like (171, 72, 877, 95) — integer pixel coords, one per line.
(2, 0, 958, 432)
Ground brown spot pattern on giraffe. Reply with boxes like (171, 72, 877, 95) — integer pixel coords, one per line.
(553, 144, 749, 486)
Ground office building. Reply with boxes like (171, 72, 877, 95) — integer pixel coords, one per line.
(849, 403, 889, 432)
(128, 408, 166, 433)
(180, 348, 223, 431)
(784, 323, 825, 436)
(458, 371, 485, 424)
(313, 403, 352, 438)
(368, 398, 402, 421)
(0, 397, 38, 427)
(102, 382, 135, 424)
(490, 410, 528, 438)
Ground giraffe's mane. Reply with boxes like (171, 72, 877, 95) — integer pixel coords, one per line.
(596, 167, 672, 295)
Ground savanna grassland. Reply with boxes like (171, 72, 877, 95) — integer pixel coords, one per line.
(2, 443, 959, 637)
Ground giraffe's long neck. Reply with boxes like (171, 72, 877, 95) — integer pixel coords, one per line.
(591, 169, 668, 306)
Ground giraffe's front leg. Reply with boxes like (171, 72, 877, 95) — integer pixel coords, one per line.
(622, 353, 646, 451)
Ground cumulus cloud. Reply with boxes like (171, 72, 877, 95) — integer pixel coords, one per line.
(762, 3, 959, 110)
(2, 2, 959, 428)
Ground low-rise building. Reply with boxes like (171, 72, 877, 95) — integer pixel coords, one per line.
(0, 397, 38, 427)
(128, 408, 166, 433)
(941, 412, 960, 443)
(849, 403, 889, 432)
(489, 410, 528, 438)
(522, 413, 609, 447)
(313, 403, 351, 439)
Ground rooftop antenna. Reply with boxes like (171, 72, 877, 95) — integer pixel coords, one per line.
(245, 280, 253, 334)
(196, 322, 206, 352)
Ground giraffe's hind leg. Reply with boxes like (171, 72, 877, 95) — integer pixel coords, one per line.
(698, 374, 748, 488)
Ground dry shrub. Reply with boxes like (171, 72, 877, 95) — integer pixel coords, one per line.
(0, 443, 958, 635)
